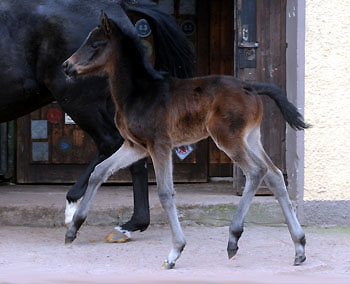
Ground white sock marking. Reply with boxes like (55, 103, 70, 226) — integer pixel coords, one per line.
(65, 198, 82, 225)
(115, 226, 131, 238)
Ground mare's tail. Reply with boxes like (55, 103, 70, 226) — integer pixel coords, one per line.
(250, 82, 310, 130)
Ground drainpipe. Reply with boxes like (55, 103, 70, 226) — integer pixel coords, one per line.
(0, 121, 15, 181)
(0, 122, 7, 179)
(7, 121, 15, 181)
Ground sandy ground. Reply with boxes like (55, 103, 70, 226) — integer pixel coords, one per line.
(0, 224, 349, 284)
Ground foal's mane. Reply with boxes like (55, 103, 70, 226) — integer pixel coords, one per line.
(110, 0, 194, 81)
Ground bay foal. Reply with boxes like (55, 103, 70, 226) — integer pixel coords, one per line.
(63, 12, 308, 269)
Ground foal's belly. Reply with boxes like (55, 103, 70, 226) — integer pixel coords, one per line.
(171, 121, 209, 147)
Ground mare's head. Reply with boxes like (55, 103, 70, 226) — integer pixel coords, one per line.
(62, 12, 117, 78)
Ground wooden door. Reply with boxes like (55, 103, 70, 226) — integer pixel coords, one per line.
(234, 0, 287, 193)
(16, 0, 208, 183)
(207, 0, 236, 177)
(17, 104, 98, 183)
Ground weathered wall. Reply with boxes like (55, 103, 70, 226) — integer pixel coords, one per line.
(304, 0, 350, 200)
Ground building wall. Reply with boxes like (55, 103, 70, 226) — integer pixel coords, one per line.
(304, 0, 350, 200)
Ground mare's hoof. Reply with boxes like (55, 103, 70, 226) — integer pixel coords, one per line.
(227, 246, 239, 259)
(104, 230, 131, 243)
(294, 255, 306, 266)
(161, 260, 175, 270)
(65, 234, 76, 245)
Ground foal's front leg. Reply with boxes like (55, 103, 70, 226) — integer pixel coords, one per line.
(105, 158, 150, 243)
(65, 141, 148, 244)
(150, 145, 185, 269)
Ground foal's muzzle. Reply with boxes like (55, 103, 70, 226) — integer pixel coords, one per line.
(62, 60, 78, 77)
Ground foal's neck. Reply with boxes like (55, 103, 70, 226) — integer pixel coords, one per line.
(108, 36, 158, 110)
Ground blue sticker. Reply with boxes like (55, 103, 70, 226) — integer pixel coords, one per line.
(57, 136, 73, 154)
(60, 142, 69, 150)
(135, 19, 152, 38)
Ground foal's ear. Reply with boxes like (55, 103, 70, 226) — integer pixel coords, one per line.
(99, 10, 111, 35)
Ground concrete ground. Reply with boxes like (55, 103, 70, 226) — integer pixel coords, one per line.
(0, 225, 350, 284)
(0, 183, 350, 283)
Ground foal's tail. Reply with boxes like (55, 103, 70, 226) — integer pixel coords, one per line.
(250, 82, 310, 130)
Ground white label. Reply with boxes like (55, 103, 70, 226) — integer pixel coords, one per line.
(175, 145, 194, 160)
(65, 114, 76, 124)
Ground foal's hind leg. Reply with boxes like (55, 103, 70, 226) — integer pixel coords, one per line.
(225, 146, 267, 259)
(262, 159, 306, 265)
(242, 130, 306, 265)
(208, 123, 267, 260)
(150, 144, 185, 269)
(65, 141, 148, 244)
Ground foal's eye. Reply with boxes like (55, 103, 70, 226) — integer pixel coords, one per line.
(91, 41, 105, 49)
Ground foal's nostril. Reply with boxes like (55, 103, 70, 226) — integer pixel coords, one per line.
(62, 61, 70, 74)
(62, 61, 69, 70)
(62, 60, 77, 77)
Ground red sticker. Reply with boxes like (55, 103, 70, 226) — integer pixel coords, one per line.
(47, 108, 62, 124)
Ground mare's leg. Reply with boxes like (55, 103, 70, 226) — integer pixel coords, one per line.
(105, 158, 150, 243)
(65, 154, 150, 238)
(150, 144, 185, 269)
(65, 154, 110, 226)
(126, 158, 150, 232)
(50, 80, 150, 234)
(65, 141, 148, 244)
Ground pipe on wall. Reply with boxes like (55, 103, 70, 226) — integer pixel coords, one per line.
(0, 122, 8, 178)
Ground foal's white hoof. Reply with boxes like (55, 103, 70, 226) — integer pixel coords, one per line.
(161, 260, 175, 270)
(104, 226, 131, 243)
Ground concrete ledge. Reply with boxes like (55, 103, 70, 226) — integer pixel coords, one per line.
(303, 200, 350, 226)
(1, 184, 349, 227)
(0, 183, 285, 227)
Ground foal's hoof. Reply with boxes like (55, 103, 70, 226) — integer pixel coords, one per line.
(227, 246, 239, 259)
(161, 260, 175, 270)
(294, 255, 306, 266)
(104, 227, 131, 243)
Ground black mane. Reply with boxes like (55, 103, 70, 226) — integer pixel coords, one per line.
(109, 0, 194, 80)
(108, 2, 164, 80)
(122, 0, 195, 78)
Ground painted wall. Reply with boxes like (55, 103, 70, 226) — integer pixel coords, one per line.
(304, 0, 350, 200)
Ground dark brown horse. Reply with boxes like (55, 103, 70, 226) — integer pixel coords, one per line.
(63, 11, 308, 269)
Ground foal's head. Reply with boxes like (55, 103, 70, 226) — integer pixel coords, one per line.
(62, 12, 116, 78)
